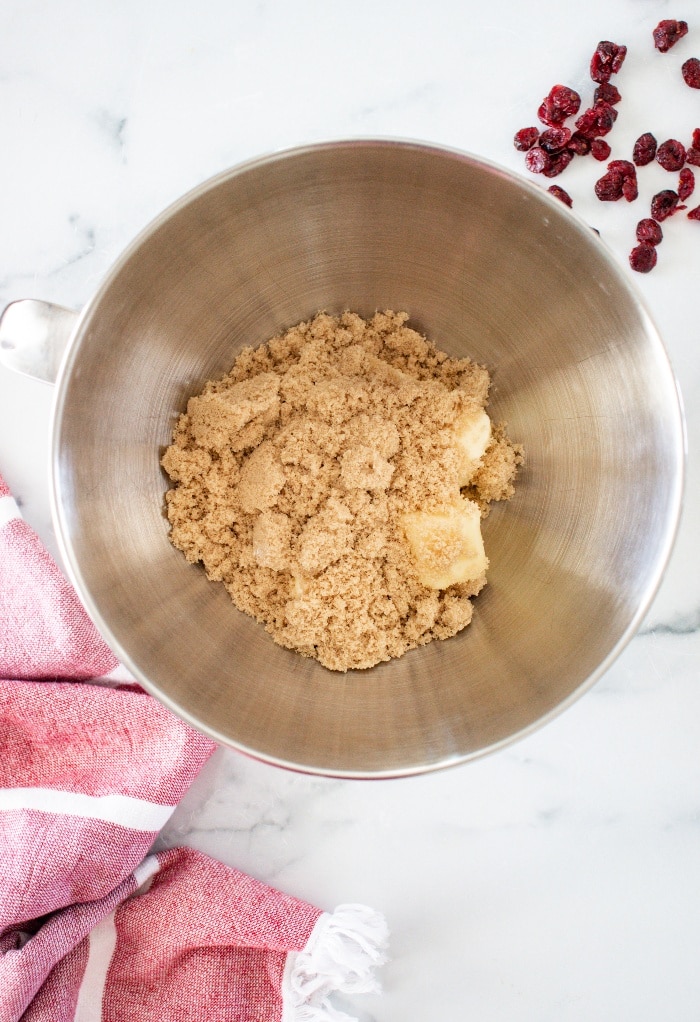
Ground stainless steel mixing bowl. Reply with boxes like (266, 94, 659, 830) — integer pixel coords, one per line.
(19, 140, 688, 776)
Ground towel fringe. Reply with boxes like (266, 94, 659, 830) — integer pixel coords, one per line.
(282, 904, 389, 1022)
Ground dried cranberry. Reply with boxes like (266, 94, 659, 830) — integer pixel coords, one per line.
(633, 132, 657, 166)
(687, 131, 700, 165)
(549, 84, 582, 117)
(538, 98, 566, 127)
(595, 170, 624, 201)
(608, 159, 636, 178)
(594, 82, 622, 105)
(578, 109, 598, 133)
(656, 139, 687, 172)
(652, 20, 688, 53)
(682, 58, 700, 89)
(591, 138, 611, 161)
(651, 189, 683, 221)
(679, 168, 695, 201)
(599, 102, 619, 134)
(629, 243, 658, 273)
(537, 85, 582, 128)
(547, 185, 573, 207)
(539, 127, 572, 154)
(568, 132, 592, 156)
(604, 161, 638, 203)
(575, 107, 602, 141)
(688, 205, 700, 221)
(590, 41, 627, 84)
(575, 102, 617, 139)
(542, 149, 574, 178)
(636, 219, 663, 246)
(608, 43, 627, 73)
(514, 126, 540, 151)
(622, 176, 639, 202)
(525, 147, 551, 174)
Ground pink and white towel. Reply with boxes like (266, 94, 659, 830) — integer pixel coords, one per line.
(0, 473, 388, 1021)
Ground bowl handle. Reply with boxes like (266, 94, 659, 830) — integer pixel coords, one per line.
(0, 300, 78, 384)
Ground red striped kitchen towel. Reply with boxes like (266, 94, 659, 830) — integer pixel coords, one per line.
(0, 473, 388, 1021)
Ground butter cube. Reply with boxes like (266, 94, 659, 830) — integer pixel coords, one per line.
(454, 407, 491, 486)
(401, 499, 488, 589)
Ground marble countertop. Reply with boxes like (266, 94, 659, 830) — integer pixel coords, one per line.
(2, 1, 699, 1018)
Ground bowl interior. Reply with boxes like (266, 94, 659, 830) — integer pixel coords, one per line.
(52, 141, 684, 776)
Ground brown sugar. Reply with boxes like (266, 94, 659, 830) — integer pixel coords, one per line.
(162, 311, 523, 671)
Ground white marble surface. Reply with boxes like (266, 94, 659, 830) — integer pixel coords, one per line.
(1, 1, 700, 1018)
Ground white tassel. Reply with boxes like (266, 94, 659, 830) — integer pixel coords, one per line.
(282, 904, 389, 1022)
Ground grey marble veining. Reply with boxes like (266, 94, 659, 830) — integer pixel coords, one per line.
(2, 1, 700, 1018)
